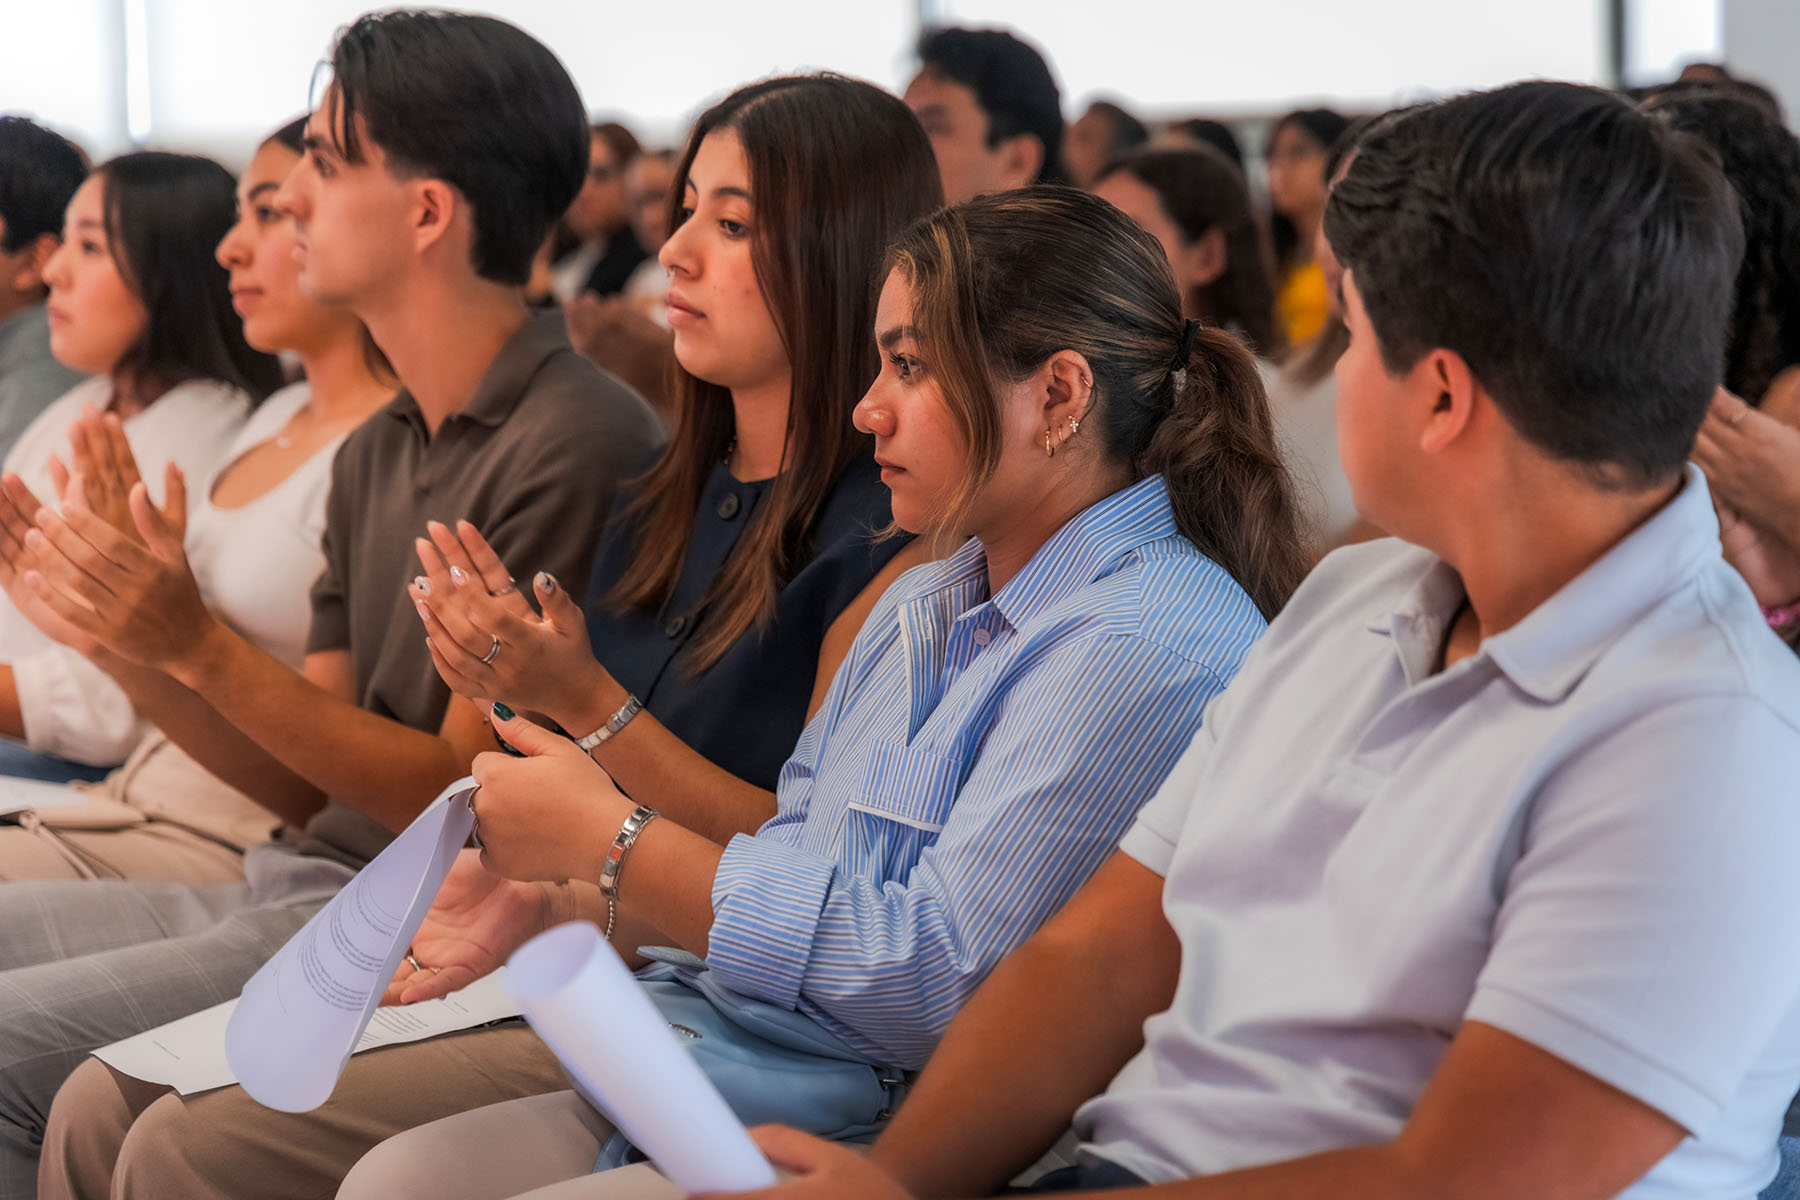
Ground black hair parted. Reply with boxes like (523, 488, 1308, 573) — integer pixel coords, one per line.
(101, 152, 284, 403)
(918, 26, 1066, 184)
(1325, 81, 1744, 490)
(323, 9, 588, 286)
(0, 116, 87, 253)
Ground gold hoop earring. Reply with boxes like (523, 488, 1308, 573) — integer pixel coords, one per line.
(1045, 427, 1055, 458)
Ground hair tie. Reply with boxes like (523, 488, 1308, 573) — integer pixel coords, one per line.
(1172, 318, 1201, 373)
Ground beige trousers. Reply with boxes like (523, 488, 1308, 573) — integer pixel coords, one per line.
(39, 1022, 571, 1200)
(0, 820, 243, 883)
(339, 1090, 684, 1200)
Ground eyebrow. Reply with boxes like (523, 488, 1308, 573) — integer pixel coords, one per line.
(300, 132, 337, 160)
(682, 179, 753, 203)
(877, 325, 920, 351)
(246, 182, 280, 202)
(72, 217, 104, 231)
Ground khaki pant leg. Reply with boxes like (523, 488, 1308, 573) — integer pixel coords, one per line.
(339, 1091, 617, 1200)
(0, 823, 244, 885)
(110, 1021, 569, 1200)
(0, 827, 84, 881)
(38, 1059, 172, 1200)
(511, 1165, 688, 1200)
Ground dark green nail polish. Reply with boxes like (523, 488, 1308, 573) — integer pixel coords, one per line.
(492, 701, 515, 722)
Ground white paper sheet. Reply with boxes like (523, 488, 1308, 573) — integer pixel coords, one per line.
(0, 778, 88, 817)
(224, 776, 478, 1112)
(94, 972, 520, 1096)
(507, 921, 777, 1195)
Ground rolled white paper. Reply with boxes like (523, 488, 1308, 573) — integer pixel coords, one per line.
(508, 921, 777, 1195)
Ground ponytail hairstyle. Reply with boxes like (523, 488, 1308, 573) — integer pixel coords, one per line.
(886, 186, 1308, 617)
(608, 74, 943, 670)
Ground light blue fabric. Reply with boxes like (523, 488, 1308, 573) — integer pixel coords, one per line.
(1077, 470, 1800, 1200)
(703, 474, 1267, 1068)
(0, 737, 111, 784)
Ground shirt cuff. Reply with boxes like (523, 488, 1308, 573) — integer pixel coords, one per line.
(15, 648, 144, 765)
(706, 832, 838, 1009)
(1118, 819, 1178, 877)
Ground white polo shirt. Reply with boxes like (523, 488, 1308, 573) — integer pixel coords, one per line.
(1075, 469, 1800, 1199)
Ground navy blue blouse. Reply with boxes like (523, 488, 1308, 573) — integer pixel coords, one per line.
(585, 452, 905, 790)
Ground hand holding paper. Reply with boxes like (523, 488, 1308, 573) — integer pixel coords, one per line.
(383, 848, 562, 1006)
(225, 777, 478, 1112)
(508, 921, 777, 1195)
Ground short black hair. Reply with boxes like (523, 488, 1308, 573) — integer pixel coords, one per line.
(100, 152, 284, 402)
(0, 117, 87, 253)
(1171, 118, 1244, 169)
(324, 9, 588, 286)
(1325, 81, 1743, 490)
(1084, 100, 1149, 156)
(918, 27, 1065, 184)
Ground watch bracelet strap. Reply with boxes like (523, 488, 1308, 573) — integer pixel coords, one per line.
(601, 805, 658, 941)
(575, 694, 643, 753)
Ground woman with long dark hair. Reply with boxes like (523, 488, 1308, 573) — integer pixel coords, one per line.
(1095, 144, 1284, 358)
(1264, 107, 1349, 348)
(0, 151, 279, 781)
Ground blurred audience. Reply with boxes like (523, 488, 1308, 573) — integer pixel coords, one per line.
(1163, 116, 1245, 169)
(548, 120, 645, 303)
(1065, 98, 1149, 189)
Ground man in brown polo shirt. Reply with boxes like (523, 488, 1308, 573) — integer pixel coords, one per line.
(0, 13, 662, 1196)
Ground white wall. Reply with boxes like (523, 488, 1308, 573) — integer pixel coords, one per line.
(0, 0, 1756, 166)
(1721, 0, 1800, 119)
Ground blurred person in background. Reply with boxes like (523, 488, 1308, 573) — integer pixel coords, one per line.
(1264, 107, 1349, 347)
(0, 119, 88, 462)
(1163, 117, 1245, 170)
(905, 26, 1065, 204)
(1066, 98, 1149, 189)
(549, 121, 644, 303)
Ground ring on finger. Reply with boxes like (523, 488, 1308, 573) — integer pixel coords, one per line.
(1727, 404, 1751, 427)
(481, 636, 502, 666)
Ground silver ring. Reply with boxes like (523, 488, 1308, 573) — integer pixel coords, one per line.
(493, 578, 518, 596)
(406, 952, 426, 973)
(469, 809, 484, 852)
(480, 636, 502, 666)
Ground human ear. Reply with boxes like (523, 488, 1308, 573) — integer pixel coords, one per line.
(412, 179, 458, 258)
(1416, 348, 1478, 456)
(1181, 227, 1229, 290)
(1039, 350, 1096, 449)
(8, 234, 58, 297)
(996, 133, 1045, 191)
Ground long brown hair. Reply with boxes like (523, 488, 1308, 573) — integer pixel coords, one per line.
(886, 187, 1308, 618)
(1098, 144, 1285, 358)
(608, 75, 943, 669)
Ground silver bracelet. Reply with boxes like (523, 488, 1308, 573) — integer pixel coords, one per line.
(574, 694, 643, 753)
(600, 805, 658, 941)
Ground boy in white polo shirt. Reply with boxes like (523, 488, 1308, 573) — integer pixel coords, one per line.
(704, 81, 1800, 1200)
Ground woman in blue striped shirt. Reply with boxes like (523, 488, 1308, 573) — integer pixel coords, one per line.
(334, 186, 1312, 1198)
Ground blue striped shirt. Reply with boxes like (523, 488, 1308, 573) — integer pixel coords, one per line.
(705, 475, 1267, 1066)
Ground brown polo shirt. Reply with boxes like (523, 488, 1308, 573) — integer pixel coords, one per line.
(293, 311, 663, 868)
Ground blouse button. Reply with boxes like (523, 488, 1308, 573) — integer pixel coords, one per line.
(665, 614, 688, 639)
(716, 492, 741, 520)
(972, 628, 992, 647)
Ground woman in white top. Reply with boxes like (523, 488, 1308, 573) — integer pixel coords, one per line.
(0, 120, 393, 882)
(0, 150, 288, 780)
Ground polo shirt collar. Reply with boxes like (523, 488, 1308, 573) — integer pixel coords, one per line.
(385, 310, 572, 434)
(1374, 467, 1721, 701)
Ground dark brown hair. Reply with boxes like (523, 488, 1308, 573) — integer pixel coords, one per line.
(1099, 145, 1285, 358)
(887, 187, 1308, 618)
(608, 74, 943, 669)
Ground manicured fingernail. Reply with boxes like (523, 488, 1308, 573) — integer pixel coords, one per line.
(449, 565, 468, 586)
(414, 599, 428, 617)
(412, 575, 430, 596)
(536, 571, 557, 593)
(492, 701, 515, 721)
